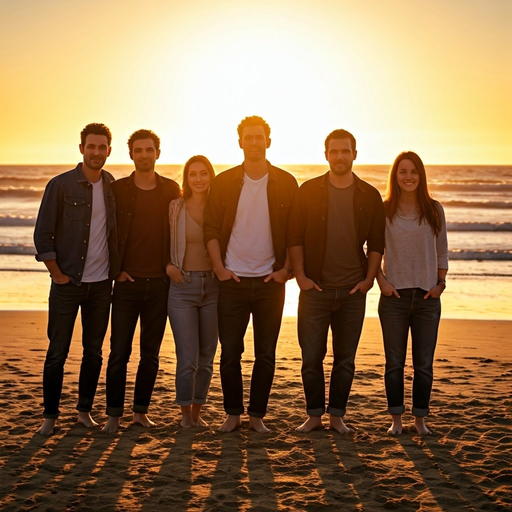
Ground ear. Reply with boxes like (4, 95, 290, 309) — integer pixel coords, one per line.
(79, 144, 84, 155)
(353, 149, 357, 161)
(107, 146, 112, 157)
(324, 150, 329, 162)
(156, 149, 161, 160)
(238, 138, 242, 149)
(129, 151, 134, 161)
(266, 137, 271, 149)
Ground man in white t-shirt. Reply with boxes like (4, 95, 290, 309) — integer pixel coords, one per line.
(204, 116, 298, 433)
(34, 123, 119, 435)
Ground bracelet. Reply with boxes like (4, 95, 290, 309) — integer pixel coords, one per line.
(437, 279, 446, 287)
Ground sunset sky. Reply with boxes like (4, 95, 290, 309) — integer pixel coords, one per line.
(1, 0, 511, 165)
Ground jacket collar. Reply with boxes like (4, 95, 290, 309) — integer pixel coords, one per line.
(74, 163, 112, 184)
(320, 170, 366, 192)
(74, 163, 88, 183)
(232, 161, 277, 182)
(126, 170, 163, 186)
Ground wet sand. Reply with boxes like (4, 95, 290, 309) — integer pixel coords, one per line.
(0, 311, 511, 511)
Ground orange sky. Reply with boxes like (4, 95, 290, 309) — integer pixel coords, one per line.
(1, 0, 511, 165)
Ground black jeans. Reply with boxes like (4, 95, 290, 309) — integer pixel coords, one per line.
(106, 276, 169, 416)
(297, 287, 366, 417)
(218, 277, 285, 418)
(43, 279, 112, 419)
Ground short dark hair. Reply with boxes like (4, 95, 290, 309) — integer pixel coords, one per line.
(182, 155, 216, 199)
(127, 129, 161, 153)
(237, 116, 271, 139)
(80, 123, 112, 146)
(324, 129, 356, 152)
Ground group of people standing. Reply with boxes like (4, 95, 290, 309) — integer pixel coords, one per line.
(34, 116, 448, 437)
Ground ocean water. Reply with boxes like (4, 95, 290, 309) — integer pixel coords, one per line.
(0, 164, 511, 319)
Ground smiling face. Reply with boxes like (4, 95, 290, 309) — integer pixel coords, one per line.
(325, 137, 357, 176)
(396, 158, 419, 195)
(130, 138, 160, 172)
(187, 161, 212, 195)
(238, 124, 271, 163)
(79, 134, 111, 172)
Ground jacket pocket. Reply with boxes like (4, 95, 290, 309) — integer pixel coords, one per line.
(63, 197, 86, 220)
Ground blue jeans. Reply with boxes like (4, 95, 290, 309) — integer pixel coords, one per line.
(43, 279, 112, 419)
(378, 289, 441, 417)
(218, 277, 285, 418)
(106, 276, 169, 416)
(168, 271, 219, 406)
(297, 287, 366, 417)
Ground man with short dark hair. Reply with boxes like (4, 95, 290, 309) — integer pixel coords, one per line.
(103, 129, 180, 433)
(204, 116, 298, 433)
(34, 122, 119, 435)
(288, 128, 385, 433)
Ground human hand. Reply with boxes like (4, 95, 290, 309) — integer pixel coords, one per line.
(264, 268, 288, 284)
(296, 275, 322, 291)
(349, 278, 374, 295)
(214, 267, 240, 282)
(52, 273, 70, 285)
(166, 263, 184, 283)
(115, 271, 134, 283)
(424, 284, 444, 299)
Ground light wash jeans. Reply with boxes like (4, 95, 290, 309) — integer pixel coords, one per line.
(168, 271, 219, 406)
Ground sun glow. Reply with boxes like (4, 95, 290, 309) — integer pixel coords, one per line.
(0, 0, 510, 165)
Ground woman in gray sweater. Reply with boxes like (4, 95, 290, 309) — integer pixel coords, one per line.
(377, 151, 448, 435)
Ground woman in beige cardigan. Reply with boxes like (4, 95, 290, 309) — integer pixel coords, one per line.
(166, 156, 218, 428)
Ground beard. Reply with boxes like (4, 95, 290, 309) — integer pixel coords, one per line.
(330, 160, 353, 176)
(84, 155, 106, 170)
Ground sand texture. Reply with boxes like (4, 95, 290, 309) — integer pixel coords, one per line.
(0, 311, 511, 511)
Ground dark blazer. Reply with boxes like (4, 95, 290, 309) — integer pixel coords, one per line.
(287, 172, 385, 284)
(204, 163, 298, 271)
(112, 171, 181, 274)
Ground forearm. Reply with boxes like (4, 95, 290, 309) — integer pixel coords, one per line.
(206, 239, 225, 272)
(365, 251, 382, 281)
(42, 260, 69, 283)
(289, 245, 306, 278)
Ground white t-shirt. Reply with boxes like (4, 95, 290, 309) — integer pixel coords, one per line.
(82, 179, 110, 282)
(225, 172, 275, 277)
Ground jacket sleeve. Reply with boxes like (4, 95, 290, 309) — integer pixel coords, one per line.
(366, 189, 386, 255)
(33, 178, 62, 261)
(203, 175, 224, 244)
(287, 183, 307, 248)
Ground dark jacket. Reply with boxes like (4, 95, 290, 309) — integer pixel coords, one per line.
(34, 163, 119, 285)
(204, 163, 298, 271)
(112, 171, 181, 274)
(287, 172, 385, 284)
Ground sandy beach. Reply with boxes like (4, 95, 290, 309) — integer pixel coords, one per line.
(0, 311, 511, 511)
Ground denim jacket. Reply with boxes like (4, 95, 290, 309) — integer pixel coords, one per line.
(287, 172, 385, 284)
(34, 163, 119, 285)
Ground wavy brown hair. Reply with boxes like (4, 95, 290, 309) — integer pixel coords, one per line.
(182, 155, 216, 199)
(384, 151, 442, 236)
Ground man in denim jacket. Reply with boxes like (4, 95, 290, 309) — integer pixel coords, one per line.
(34, 123, 119, 435)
